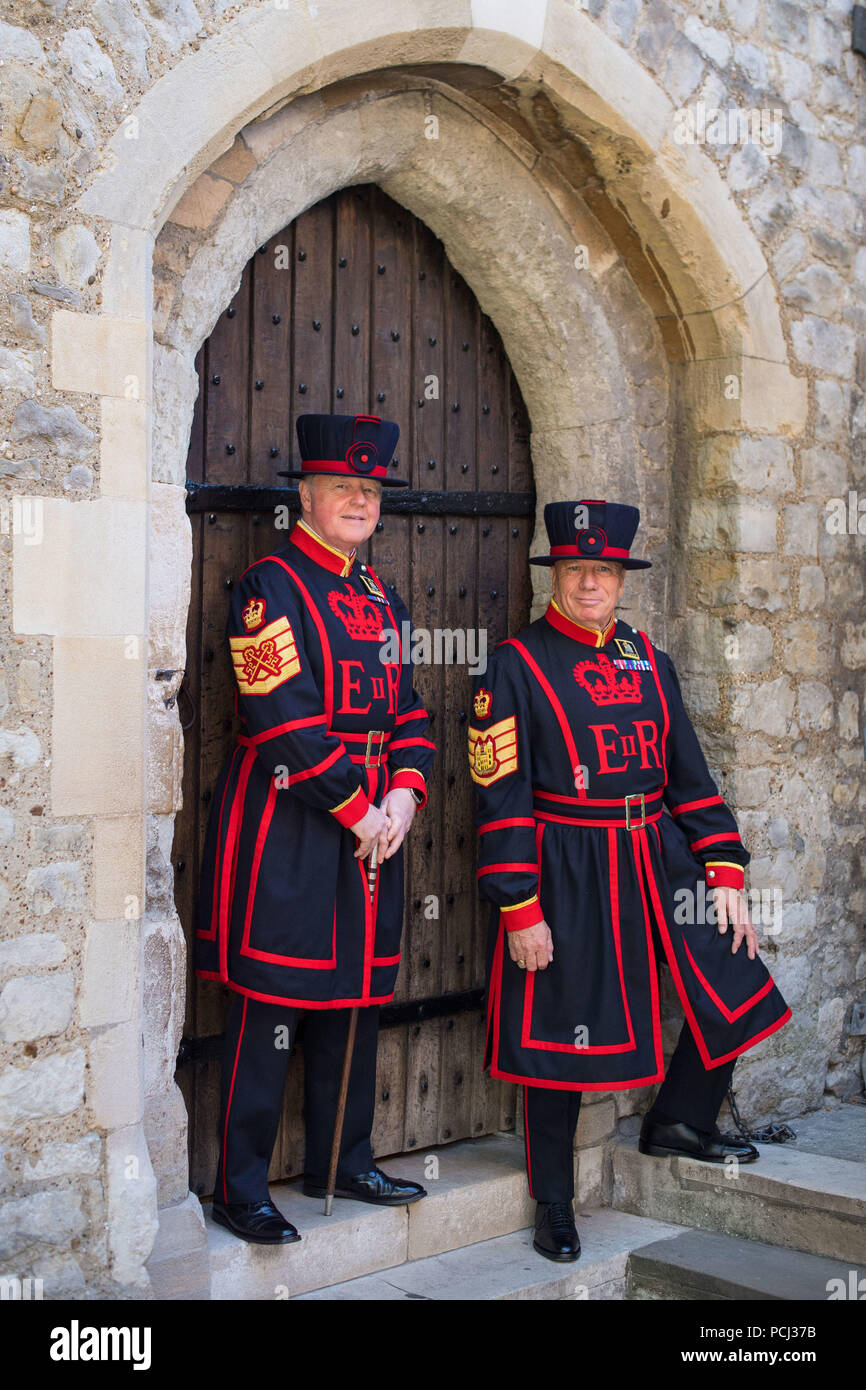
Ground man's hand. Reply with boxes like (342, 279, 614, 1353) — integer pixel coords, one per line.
(713, 886, 759, 960)
(350, 803, 391, 862)
(378, 788, 417, 859)
(507, 920, 553, 972)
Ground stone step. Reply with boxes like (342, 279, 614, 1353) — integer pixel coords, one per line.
(293, 1208, 688, 1300)
(206, 1133, 536, 1300)
(626, 1227, 866, 1301)
(612, 1131, 866, 1264)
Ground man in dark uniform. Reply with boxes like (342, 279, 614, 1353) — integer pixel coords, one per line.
(469, 500, 791, 1262)
(196, 413, 436, 1244)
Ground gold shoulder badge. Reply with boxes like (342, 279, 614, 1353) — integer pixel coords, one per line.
(242, 595, 266, 632)
(468, 715, 518, 786)
(473, 687, 493, 720)
(230, 615, 301, 696)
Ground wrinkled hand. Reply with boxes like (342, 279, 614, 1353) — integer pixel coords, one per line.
(713, 886, 759, 960)
(378, 788, 417, 859)
(507, 920, 553, 972)
(350, 803, 391, 862)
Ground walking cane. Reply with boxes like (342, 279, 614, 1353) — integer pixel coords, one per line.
(323, 843, 379, 1216)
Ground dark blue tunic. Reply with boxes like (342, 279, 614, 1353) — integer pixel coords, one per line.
(196, 521, 435, 1007)
(470, 603, 791, 1090)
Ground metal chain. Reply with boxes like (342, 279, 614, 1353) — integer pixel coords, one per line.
(726, 1083, 797, 1144)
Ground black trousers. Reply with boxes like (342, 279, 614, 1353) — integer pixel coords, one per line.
(214, 992, 379, 1205)
(523, 894, 739, 1203)
(523, 1020, 737, 1202)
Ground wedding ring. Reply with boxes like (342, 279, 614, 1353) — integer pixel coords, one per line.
(517, 958, 526, 969)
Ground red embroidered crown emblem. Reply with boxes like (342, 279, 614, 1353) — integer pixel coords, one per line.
(327, 584, 384, 640)
(573, 654, 642, 705)
(241, 595, 266, 632)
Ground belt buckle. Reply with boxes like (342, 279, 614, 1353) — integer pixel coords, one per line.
(364, 729, 385, 767)
(625, 792, 646, 830)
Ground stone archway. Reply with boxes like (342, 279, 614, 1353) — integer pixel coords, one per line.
(36, 5, 807, 1293)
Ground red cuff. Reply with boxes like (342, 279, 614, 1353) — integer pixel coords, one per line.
(704, 863, 745, 890)
(389, 768, 427, 809)
(330, 784, 370, 828)
(501, 896, 544, 932)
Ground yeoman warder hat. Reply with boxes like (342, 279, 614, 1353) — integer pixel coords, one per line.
(529, 499, 651, 569)
(277, 412, 409, 488)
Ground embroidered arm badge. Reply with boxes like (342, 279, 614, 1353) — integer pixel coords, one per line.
(468, 715, 518, 786)
(230, 615, 301, 696)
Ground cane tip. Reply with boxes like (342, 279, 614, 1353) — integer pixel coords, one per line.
(324, 1195, 333, 1217)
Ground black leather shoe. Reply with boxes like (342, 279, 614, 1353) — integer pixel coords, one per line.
(302, 1166, 427, 1206)
(639, 1116, 759, 1164)
(211, 1198, 301, 1245)
(532, 1201, 581, 1262)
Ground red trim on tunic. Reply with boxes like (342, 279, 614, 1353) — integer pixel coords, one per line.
(639, 632, 669, 783)
(194, 976, 397, 1009)
(200, 745, 243, 943)
(504, 638, 587, 802)
(221, 995, 247, 1203)
(331, 784, 369, 828)
(518, 828, 637, 1056)
(238, 714, 328, 744)
(534, 809, 663, 829)
(524, 1088, 534, 1199)
(543, 604, 616, 646)
(395, 708, 427, 725)
(264, 556, 336, 724)
(286, 521, 356, 575)
(682, 937, 775, 1022)
(388, 737, 437, 753)
(669, 794, 724, 817)
(217, 746, 257, 981)
(290, 744, 345, 784)
(478, 817, 536, 834)
(690, 832, 743, 852)
(477, 861, 539, 877)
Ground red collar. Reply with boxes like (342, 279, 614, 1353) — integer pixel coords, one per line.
(544, 600, 615, 647)
(289, 519, 355, 577)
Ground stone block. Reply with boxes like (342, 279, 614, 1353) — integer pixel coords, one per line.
(51, 310, 149, 399)
(106, 1123, 159, 1287)
(92, 816, 145, 923)
(22, 1133, 101, 1182)
(0, 210, 31, 274)
(0, 972, 74, 1042)
(79, 919, 140, 1028)
(51, 638, 145, 817)
(0, 933, 66, 974)
(0, 1189, 86, 1261)
(100, 397, 148, 500)
(87, 1020, 143, 1130)
(576, 1098, 616, 1149)
(13, 497, 146, 636)
(784, 502, 818, 557)
(730, 675, 796, 736)
(146, 1193, 210, 1301)
(25, 862, 84, 917)
(0, 1050, 85, 1129)
(169, 172, 233, 230)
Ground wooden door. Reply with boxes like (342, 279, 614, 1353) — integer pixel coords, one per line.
(173, 184, 534, 1197)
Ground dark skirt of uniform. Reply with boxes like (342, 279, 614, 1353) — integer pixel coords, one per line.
(471, 612, 791, 1091)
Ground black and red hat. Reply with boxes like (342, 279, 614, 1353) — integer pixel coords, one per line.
(529, 499, 651, 569)
(277, 413, 409, 488)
